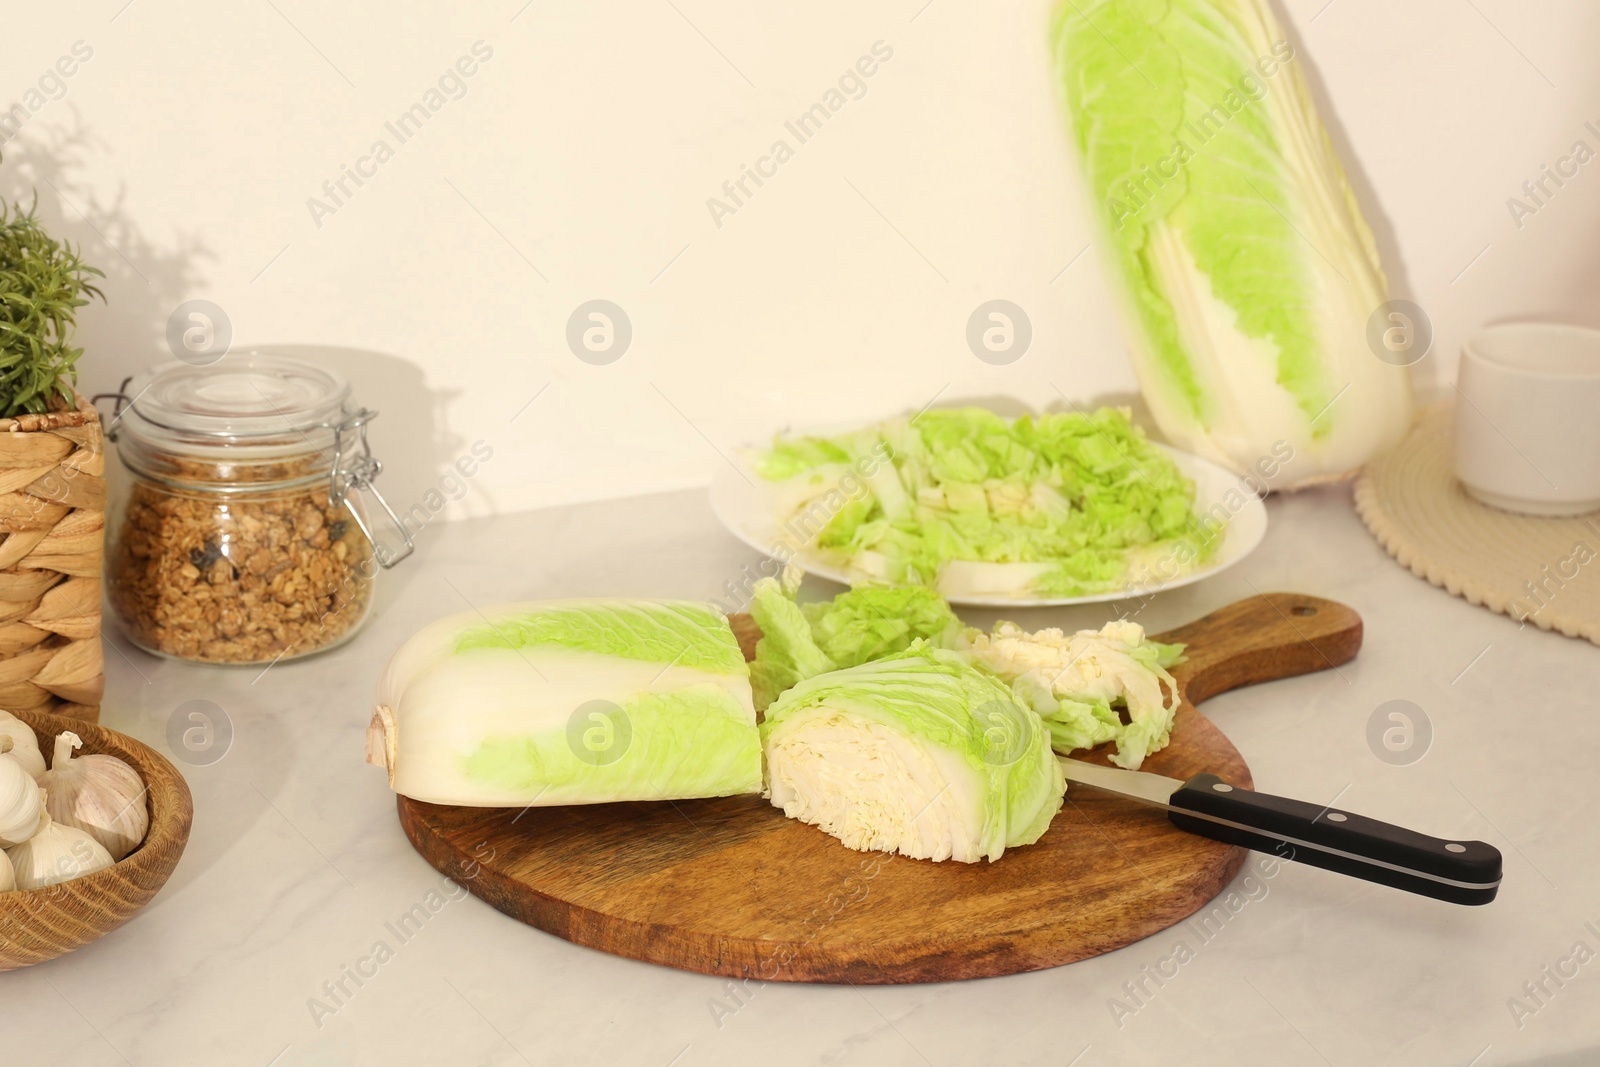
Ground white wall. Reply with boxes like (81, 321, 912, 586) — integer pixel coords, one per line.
(7, 0, 1600, 521)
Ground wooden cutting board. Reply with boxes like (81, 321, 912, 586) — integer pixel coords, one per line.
(397, 592, 1361, 983)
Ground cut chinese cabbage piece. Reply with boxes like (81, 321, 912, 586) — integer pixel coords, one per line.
(747, 572, 962, 710)
(762, 646, 1065, 863)
(1051, 0, 1411, 486)
(963, 619, 1182, 770)
(368, 599, 762, 806)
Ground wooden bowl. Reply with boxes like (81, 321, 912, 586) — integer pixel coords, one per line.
(0, 707, 193, 970)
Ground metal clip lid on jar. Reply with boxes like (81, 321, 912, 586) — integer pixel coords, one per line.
(105, 355, 412, 665)
(109, 356, 414, 563)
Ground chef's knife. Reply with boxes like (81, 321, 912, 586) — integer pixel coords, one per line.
(1061, 759, 1502, 905)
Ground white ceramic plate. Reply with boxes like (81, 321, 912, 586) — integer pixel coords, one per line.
(710, 434, 1267, 607)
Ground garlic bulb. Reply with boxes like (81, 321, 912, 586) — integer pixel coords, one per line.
(0, 746, 41, 847)
(6, 790, 114, 889)
(0, 712, 45, 779)
(0, 844, 14, 892)
(39, 732, 148, 861)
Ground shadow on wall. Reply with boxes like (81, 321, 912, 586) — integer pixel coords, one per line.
(1289, 1, 1600, 384)
(1473, 9, 1600, 357)
(235, 343, 471, 612)
(1281, 0, 1415, 368)
(3, 124, 482, 621)
(0, 115, 208, 397)
(1513, 221, 1600, 329)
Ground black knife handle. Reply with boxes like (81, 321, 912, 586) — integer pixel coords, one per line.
(1167, 774, 1502, 905)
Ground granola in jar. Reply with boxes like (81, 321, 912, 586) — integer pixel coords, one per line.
(107, 356, 407, 664)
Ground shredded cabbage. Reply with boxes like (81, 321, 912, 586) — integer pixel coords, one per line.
(754, 407, 1218, 599)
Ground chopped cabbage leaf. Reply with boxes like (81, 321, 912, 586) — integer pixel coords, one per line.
(747, 574, 961, 710)
(963, 618, 1182, 769)
(803, 584, 961, 668)
(749, 576, 838, 712)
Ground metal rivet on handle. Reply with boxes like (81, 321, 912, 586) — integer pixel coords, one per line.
(1445, 843, 1467, 853)
(1212, 783, 1233, 793)
(1326, 812, 1348, 822)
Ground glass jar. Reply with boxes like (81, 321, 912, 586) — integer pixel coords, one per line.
(106, 355, 412, 665)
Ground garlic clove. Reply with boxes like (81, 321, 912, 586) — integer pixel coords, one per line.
(37, 732, 149, 862)
(0, 713, 46, 779)
(5, 789, 114, 890)
(0, 748, 41, 848)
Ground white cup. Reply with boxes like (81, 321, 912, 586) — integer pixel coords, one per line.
(1454, 322, 1600, 516)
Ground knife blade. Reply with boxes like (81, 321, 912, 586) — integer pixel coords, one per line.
(1060, 758, 1502, 906)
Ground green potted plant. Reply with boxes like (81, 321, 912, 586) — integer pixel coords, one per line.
(0, 150, 108, 722)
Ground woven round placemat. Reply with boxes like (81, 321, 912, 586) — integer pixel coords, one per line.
(1354, 400, 1600, 645)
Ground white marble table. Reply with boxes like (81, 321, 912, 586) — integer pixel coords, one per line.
(6, 485, 1598, 1067)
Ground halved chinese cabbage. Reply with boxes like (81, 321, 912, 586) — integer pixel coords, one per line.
(368, 600, 762, 806)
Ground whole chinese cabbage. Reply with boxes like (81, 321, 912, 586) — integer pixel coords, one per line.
(1052, 0, 1411, 485)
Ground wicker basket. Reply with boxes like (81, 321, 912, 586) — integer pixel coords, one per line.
(0, 392, 105, 723)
